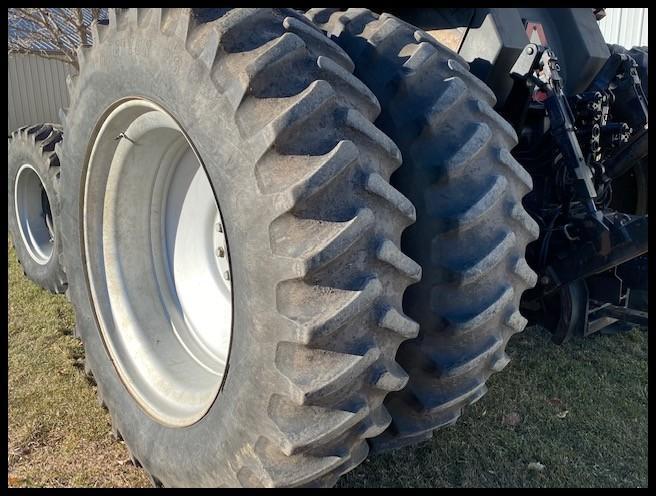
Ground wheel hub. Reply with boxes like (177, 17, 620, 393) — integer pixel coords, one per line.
(14, 163, 54, 265)
(83, 99, 233, 427)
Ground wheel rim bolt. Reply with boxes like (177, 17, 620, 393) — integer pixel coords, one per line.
(216, 246, 225, 258)
(216, 222, 223, 233)
(224, 270, 230, 281)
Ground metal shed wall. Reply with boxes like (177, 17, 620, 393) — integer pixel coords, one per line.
(598, 7, 648, 49)
(8, 54, 71, 134)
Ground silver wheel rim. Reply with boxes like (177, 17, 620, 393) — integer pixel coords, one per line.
(14, 163, 55, 265)
(83, 99, 233, 427)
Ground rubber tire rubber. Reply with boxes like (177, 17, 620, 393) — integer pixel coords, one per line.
(8, 123, 67, 293)
(58, 8, 419, 488)
(307, 9, 539, 453)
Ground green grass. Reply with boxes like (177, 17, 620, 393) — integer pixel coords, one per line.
(8, 240, 648, 487)
(8, 239, 150, 488)
(337, 312, 648, 487)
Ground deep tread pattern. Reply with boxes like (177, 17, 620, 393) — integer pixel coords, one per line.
(376, 239, 421, 281)
(7, 123, 67, 293)
(268, 394, 370, 456)
(378, 306, 420, 339)
(60, 8, 417, 487)
(246, 436, 345, 488)
(276, 343, 382, 405)
(279, 278, 383, 346)
(444, 231, 516, 286)
(307, 8, 538, 453)
(364, 172, 416, 223)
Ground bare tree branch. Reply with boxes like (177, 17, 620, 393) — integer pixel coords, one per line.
(43, 9, 77, 48)
(75, 8, 88, 46)
(38, 9, 78, 59)
(7, 7, 103, 70)
(8, 47, 76, 65)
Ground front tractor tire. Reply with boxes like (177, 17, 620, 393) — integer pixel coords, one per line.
(59, 8, 418, 487)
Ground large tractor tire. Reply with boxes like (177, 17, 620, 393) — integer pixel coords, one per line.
(307, 9, 539, 453)
(8, 123, 67, 293)
(58, 8, 419, 487)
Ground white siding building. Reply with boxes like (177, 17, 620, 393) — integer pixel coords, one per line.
(7, 8, 103, 133)
(598, 7, 648, 49)
(8, 55, 71, 133)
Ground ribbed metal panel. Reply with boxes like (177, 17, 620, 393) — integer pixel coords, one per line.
(598, 8, 648, 49)
(7, 54, 71, 133)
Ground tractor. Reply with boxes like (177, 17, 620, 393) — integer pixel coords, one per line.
(8, 7, 647, 487)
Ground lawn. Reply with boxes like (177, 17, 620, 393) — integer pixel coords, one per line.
(7, 240, 648, 488)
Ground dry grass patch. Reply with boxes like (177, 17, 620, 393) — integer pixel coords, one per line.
(8, 239, 150, 488)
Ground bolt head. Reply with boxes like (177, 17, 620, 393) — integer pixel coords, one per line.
(216, 246, 225, 258)
(527, 46, 534, 55)
(540, 275, 551, 285)
(224, 270, 231, 281)
(215, 222, 223, 233)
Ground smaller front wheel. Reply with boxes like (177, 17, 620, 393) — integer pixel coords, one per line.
(8, 124, 67, 293)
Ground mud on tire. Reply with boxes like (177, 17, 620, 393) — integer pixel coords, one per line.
(307, 8, 539, 453)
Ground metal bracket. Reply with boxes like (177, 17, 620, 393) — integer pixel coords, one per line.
(113, 132, 137, 144)
(588, 52, 649, 132)
(544, 213, 648, 293)
(592, 303, 648, 327)
(539, 49, 606, 222)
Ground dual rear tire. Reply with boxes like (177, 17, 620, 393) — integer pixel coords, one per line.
(306, 8, 538, 452)
(15, 7, 538, 488)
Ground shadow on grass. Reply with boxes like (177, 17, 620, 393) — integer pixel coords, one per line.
(8, 239, 647, 487)
(337, 326, 648, 488)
